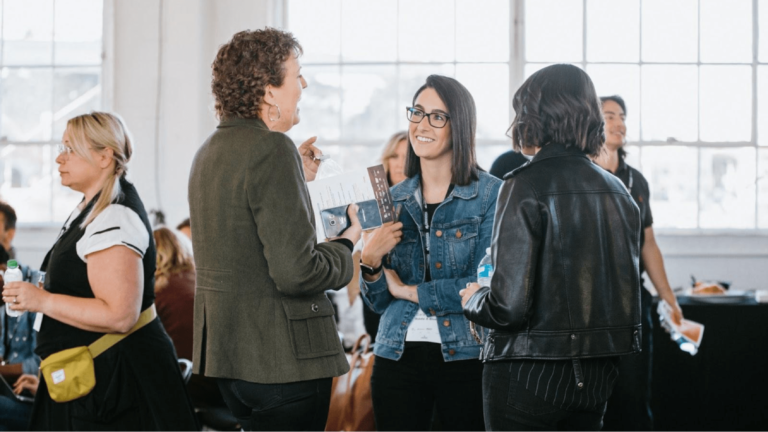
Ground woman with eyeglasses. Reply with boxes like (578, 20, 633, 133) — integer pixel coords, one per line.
(359, 75, 501, 431)
(2, 112, 198, 430)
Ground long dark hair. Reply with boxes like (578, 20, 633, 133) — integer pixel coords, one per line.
(508, 64, 604, 157)
(600, 95, 628, 160)
(405, 75, 480, 186)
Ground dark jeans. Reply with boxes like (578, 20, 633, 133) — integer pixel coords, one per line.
(484, 362, 607, 431)
(603, 288, 654, 431)
(371, 342, 485, 431)
(217, 377, 332, 431)
(0, 395, 33, 431)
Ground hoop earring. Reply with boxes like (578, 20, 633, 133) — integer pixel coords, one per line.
(268, 104, 281, 122)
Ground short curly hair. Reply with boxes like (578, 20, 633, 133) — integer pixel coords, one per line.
(211, 28, 303, 119)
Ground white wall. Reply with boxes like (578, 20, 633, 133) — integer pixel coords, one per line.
(12, 0, 768, 295)
(111, 0, 276, 228)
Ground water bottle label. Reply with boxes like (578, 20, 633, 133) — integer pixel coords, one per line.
(478, 264, 493, 279)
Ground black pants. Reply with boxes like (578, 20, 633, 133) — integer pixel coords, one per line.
(217, 377, 332, 431)
(483, 361, 607, 431)
(371, 342, 485, 431)
(361, 293, 381, 344)
(602, 288, 654, 431)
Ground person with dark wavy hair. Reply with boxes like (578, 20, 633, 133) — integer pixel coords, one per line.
(461, 64, 642, 431)
(189, 28, 361, 431)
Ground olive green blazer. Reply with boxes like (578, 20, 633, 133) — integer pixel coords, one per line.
(188, 117, 352, 384)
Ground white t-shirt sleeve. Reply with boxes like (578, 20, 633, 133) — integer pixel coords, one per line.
(76, 204, 150, 262)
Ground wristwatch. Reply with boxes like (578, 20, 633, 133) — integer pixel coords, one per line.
(360, 261, 383, 276)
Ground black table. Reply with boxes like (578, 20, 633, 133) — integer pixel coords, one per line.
(652, 297, 768, 430)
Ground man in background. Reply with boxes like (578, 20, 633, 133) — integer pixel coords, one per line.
(594, 95, 683, 431)
(0, 246, 39, 431)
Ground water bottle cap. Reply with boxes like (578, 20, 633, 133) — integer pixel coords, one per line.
(7, 260, 18, 269)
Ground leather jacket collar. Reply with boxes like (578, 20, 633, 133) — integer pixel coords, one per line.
(506, 143, 591, 179)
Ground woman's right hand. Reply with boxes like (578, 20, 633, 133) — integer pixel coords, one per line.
(13, 374, 39, 396)
(361, 222, 403, 267)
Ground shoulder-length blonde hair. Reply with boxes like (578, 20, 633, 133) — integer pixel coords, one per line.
(380, 131, 408, 185)
(66, 112, 133, 227)
(153, 227, 195, 292)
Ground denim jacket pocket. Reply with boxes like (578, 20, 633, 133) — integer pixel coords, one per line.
(388, 228, 420, 284)
(281, 296, 341, 359)
(442, 221, 479, 274)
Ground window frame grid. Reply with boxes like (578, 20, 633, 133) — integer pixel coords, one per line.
(285, 0, 767, 233)
(0, 0, 106, 224)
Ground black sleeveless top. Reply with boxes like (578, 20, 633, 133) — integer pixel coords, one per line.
(35, 178, 157, 359)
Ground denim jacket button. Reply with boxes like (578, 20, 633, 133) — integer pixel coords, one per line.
(429, 308, 436, 316)
(436, 230, 443, 237)
(455, 230, 462, 239)
(448, 349, 456, 356)
(443, 320, 450, 327)
(435, 262, 442, 269)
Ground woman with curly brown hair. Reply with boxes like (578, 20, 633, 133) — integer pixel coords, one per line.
(188, 28, 362, 431)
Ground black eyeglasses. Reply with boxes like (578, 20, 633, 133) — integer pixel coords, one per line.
(406, 107, 450, 128)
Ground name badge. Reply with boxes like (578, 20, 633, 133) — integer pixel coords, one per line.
(33, 312, 44, 332)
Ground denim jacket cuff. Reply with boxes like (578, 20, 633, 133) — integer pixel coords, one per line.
(361, 272, 387, 294)
(416, 281, 440, 315)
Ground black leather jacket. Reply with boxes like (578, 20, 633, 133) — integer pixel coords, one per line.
(464, 143, 642, 361)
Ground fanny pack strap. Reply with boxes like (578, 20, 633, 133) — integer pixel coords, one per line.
(87, 304, 157, 359)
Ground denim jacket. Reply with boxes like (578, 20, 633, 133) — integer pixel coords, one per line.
(361, 171, 501, 362)
(1, 265, 41, 375)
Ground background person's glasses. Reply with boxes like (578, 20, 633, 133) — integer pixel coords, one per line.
(57, 144, 74, 155)
(56, 144, 75, 156)
(406, 107, 450, 128)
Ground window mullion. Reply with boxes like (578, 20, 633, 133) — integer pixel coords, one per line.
(755, 0, 760, 228)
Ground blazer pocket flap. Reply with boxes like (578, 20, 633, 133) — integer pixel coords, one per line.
(281, 296, 335, 320)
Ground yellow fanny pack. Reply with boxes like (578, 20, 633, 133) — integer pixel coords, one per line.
(39, 305, 157, 403)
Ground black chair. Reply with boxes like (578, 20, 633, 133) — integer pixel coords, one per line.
(178, 358, 193, 384)
(196, 406, 241, 431)
(178, 359, 240, 431)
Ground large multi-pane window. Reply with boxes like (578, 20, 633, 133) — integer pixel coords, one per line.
(286, 0, 513, 173)
(525, 0, 766, 230)
(0, 0, 103, 223)
(287, 0, 768, 231)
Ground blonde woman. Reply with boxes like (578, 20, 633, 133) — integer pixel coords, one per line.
(381, 131, 409, 186)
(2, 112, 198, 430)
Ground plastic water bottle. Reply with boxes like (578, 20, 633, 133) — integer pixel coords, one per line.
(4, 260, 24, 317)
(477, 248, 494, 288)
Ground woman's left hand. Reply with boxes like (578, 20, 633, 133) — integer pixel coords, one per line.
(383, 269, 419, 303)
(298, 136, 322, 182)
(2, 281, 49, 313)
(13, 374, 39, 396)
(460, 282, 482, 307)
